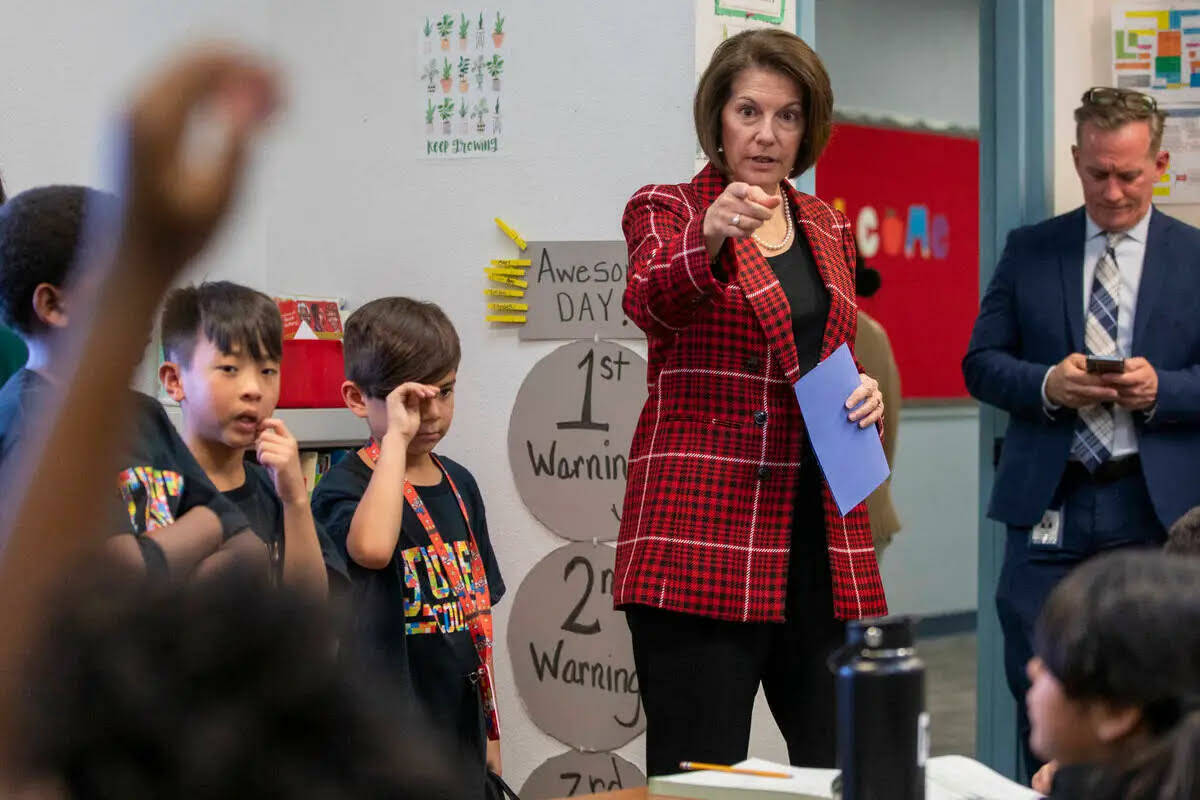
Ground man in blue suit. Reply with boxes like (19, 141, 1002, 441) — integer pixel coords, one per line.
(964, 87, 1200, 775)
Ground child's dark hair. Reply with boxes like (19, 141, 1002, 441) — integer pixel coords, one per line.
(854, 253, 881, 298)
(1166, 506, 1200, 556)
(0, 185, 111, 336)
(343, 297, 461, 398)
(14, 568, 462, 799)
(1035, 550, 1200, 800)
(160, 281, 283, 366)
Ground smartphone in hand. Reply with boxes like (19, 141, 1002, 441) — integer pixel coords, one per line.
(1086, 354, 1125, 374)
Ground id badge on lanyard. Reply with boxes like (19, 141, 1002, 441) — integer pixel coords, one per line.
(359, 440, 501, 740)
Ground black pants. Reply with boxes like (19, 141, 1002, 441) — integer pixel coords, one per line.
(996, 463, 1165, 781)
(625, 458, 844, 777)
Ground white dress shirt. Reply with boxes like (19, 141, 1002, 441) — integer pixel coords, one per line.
(1041, 208, 1150, 458)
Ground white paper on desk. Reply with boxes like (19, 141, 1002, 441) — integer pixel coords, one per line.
(649, 757, 835, 799)
(925, 755, 1042, 800)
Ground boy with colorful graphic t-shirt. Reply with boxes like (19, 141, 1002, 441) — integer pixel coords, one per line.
(311, 297, 505, 800)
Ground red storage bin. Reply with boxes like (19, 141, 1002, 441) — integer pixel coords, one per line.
(278, 339, 346, 408)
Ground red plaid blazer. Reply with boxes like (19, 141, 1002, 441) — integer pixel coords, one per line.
(613, 164, 888, 622)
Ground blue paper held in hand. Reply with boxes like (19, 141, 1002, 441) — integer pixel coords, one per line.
(792, 343, 890, 517)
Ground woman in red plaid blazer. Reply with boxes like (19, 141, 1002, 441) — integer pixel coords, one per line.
(616, 29, 888, 776)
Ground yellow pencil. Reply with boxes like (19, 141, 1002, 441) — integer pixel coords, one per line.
(678, 762, 791, 779)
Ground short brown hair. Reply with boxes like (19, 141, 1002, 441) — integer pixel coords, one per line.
(1075, 87, 1167, 153)
(343, 297, 460, 399)
(160, 281, 282, 367)
(694, 29, 833, 179)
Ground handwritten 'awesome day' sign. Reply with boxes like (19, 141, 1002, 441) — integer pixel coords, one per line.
(518, 241, 645, 341)
(507, 340, 646, 542)
(507, 543, 644, 751)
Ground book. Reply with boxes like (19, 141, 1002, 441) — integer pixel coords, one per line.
(926, 755, 1042, 800)
(647, 758, 835, 800)
(647, 756, 1041, 800)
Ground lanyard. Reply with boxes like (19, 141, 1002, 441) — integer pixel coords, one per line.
(359, 439, 500, 740)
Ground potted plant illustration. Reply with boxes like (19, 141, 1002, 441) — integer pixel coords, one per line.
(476, 11, 486, 48)
(458, 56, 471, 93)
(421, 59, 438, 93)
(485, 54, 504, 90)
(458, 13, 470, 50)
(492, 12, 505, 48)
(438, 97, 455, 135)
(492, 97, 501, 134)
(425, 98, 436, 134)
(472, 55, 486, 90)
(423, 18, 432, 53)
(440, 57, 453, 93)
(436, 14, 454, 50)
(472, 97, 489, 133)
(459, 98, 470, 134)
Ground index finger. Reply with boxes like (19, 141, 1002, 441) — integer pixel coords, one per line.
(739, 199, 775, 221)
(727, 182, 750, 200)
(745, 185, 782, 209)
(844, 385, 870, 409)
(257, 417, 290, 437)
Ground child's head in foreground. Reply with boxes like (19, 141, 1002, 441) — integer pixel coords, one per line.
(158, 281, 283, 451)
(1028, 549, 1200, 799)
(340, 297, 460, 456)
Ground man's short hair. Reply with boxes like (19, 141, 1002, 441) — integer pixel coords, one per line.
(0, 185, 110, 336)
(1167, 506, 1200, 556)
(160, 281, 283, 367)
(694, 29, 834, 180)
(1074, 87, 1167, 153)
(343, 297, 460, 399)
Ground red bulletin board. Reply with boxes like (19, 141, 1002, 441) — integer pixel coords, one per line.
(815, 122, 979, 399)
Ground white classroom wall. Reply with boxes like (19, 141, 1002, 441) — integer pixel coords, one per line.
(2, 0, 984, 786)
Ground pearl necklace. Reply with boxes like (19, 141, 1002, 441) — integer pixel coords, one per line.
(751, 191, 793, 251)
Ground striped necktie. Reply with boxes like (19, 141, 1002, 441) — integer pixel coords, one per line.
(1071, 231, 1122, 472)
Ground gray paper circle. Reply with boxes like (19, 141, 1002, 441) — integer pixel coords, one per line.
(507, 340, 646, 542)
(507, 543, 644, 750)
(520, 750, 645, 799)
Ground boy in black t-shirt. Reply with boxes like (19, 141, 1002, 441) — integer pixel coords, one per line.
(0, 185, 259, 577)
(158, 281, 330, 596)
(311, 297, 505, 799)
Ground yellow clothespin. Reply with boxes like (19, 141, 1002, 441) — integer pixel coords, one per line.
(488, 274, 528, 289)
(491, 258, 532, 267)
(487, 302, 529, 312)
(485, 314, 527, 323)
(494, 217, 527, 250)
(484, 287, 525, 298)
(484, 266, 526, 277)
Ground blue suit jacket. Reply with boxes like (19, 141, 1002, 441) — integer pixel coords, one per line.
(963, 206, 1200, 528)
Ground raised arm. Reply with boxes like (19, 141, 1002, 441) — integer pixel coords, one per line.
(621, 181, 780, 338)
(0, 46, 277, 759)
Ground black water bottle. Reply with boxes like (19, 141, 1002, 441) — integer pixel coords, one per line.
(831, 616, 927, 800)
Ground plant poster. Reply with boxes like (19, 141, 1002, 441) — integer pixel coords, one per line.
(420, 9, 508, 159)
